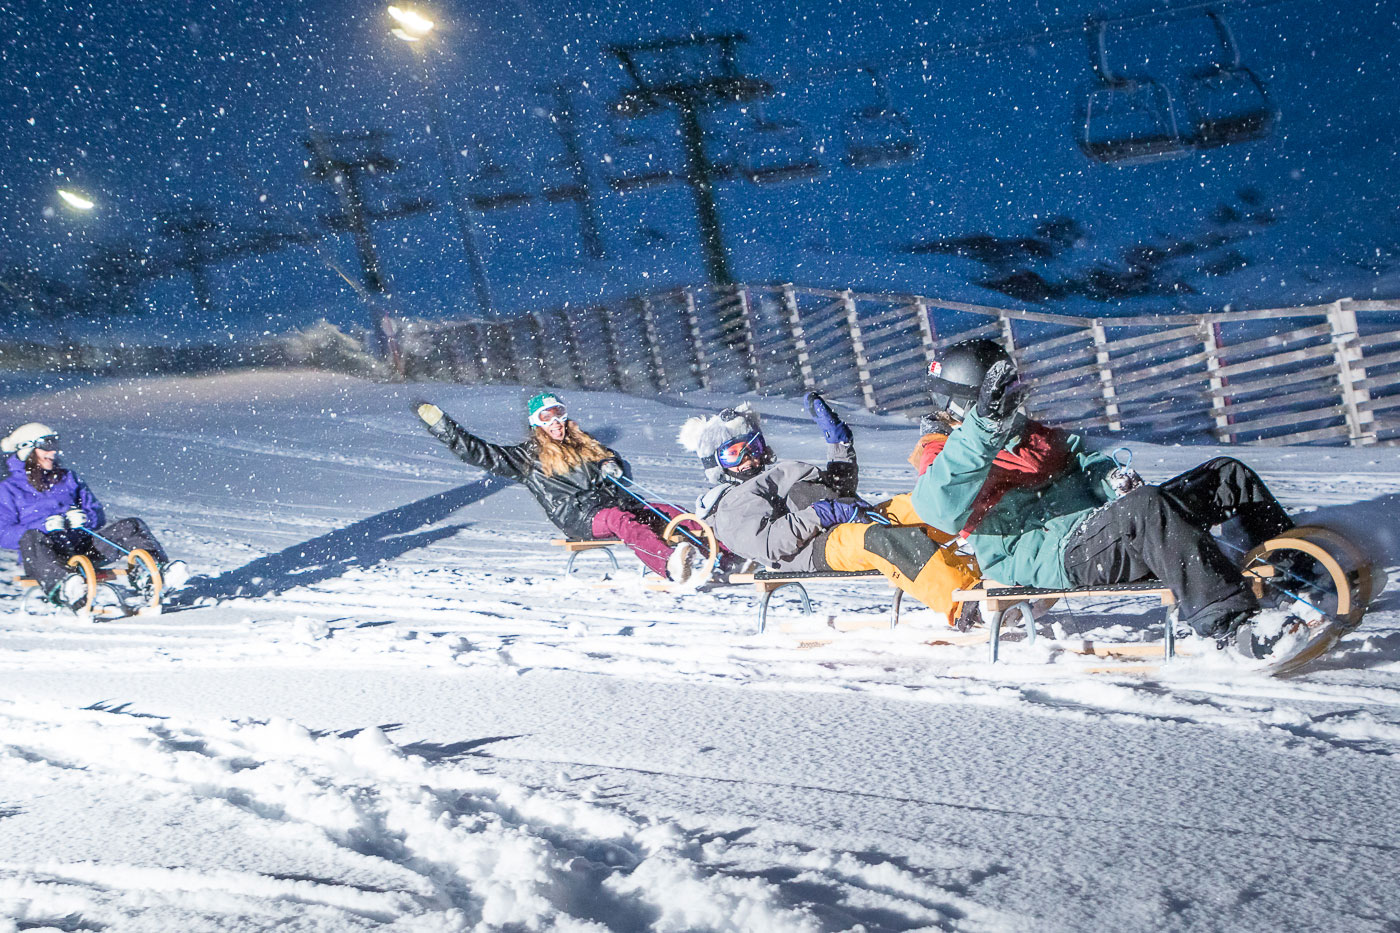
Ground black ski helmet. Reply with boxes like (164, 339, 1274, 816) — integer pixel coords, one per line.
(928, 339, 1013, 416)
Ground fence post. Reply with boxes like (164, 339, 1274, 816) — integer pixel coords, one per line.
(913, 298, 938, 373)
(1328, 299, 1376, 445)
(638, 297, 669, 391)
(842, 289, 879, 411)
(592, 305, 626, 390)
(999, 315, 1017, 356)
(1200, 319, 1236, 443)
(1090, 320, 1123, 432)
(378, 314, 405, 378)
(549, 309, 586, 388)
(781, 284, 818, 392)
(683, 287, 711, 390)
(736, 285, 761, 390)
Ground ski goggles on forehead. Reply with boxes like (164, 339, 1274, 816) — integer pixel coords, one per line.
(714, 430, 766, 469)
(529, 405, 568, 428)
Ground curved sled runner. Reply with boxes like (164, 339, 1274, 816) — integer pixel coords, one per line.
(16, 548, 164, 618)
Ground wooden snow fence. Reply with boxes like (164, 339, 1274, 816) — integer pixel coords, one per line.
(386, 287, 1400, 447)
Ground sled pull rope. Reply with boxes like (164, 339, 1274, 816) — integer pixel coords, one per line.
(603, 473, 710, 550)
(83, 528, 131, 556)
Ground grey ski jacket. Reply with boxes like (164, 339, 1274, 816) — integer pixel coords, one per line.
(695, 441, 857, 571)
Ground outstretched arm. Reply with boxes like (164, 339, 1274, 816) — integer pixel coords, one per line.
(806, 392, 859, 495)
(413, 400, 533, 482)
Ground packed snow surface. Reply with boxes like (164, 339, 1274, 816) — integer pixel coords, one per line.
(1, 371, 1398, 932)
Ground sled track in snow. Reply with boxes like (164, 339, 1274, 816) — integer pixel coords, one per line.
(0, 701, 1012, 931)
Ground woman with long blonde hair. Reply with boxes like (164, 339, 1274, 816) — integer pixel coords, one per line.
(413, 392, 695, 582)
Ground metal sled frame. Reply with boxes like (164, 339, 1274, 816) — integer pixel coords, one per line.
(954, 581, 1177, 665)
(551, 538, 621, 577)
(15, 548, 163, 616)
(728, 569, 900, 635)
(952, 525, 1369, 672)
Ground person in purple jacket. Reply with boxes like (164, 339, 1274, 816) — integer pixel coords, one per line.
(0, 422, 189, 610)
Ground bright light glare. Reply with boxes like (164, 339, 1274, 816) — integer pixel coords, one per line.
(57, 189, 95, 210)
(388, 6, 433, 41)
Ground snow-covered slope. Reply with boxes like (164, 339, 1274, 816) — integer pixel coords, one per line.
(0, 371, 1398, 932)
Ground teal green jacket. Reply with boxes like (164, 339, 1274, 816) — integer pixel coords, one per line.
(909, 411, 1119, 589)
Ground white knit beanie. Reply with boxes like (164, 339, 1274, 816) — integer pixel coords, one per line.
(677, 404, 763, 483)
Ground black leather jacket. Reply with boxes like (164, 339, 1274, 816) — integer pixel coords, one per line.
(427, 415, 628, 540)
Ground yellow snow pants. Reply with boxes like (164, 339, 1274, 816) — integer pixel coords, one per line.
(821, 494, 980, 626)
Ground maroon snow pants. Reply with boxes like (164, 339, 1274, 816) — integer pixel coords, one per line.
(590, 504, 683, 578)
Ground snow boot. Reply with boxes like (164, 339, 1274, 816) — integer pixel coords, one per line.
(160, 560, 191, 591)
(953, 600, 981, 632)
(666, 542, 708, 592)
(54, 572, 90, 612)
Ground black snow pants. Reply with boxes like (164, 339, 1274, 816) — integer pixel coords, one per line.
(1062, 458, 1294, 636)
(19, 517, 168, 596)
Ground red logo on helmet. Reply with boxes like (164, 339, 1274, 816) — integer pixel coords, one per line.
(929, 361, 942, 377)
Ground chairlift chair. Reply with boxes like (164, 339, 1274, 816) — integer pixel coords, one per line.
(841, 67, 922, 170)
(1076, 17, 1188, 164)
(1181, 11, 1278, 149)
(742, 103, 823, 184)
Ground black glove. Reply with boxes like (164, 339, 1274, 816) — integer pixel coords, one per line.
(976, 360, 1028, 422)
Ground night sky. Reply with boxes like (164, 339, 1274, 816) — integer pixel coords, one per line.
(1, 0, 1397, 342)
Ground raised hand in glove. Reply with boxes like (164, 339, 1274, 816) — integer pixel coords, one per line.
(43, 514, 66, 533)
(803, 392, 853, 445)
(64, 508, 88, 529)
(411, 399, 444, 428)
(976, 360, 1029, 422)
(810, 497, 874, 528)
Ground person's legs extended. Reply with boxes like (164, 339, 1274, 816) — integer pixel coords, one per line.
(1064, 486, 1255, 635)
(90, 517, 169, 564)
(822, 522, 979, 625)
(1158, 457, 1293, 547)
(590, 505, 680, 578)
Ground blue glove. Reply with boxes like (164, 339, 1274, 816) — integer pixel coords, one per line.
(804, 392, 852, 445)
(810, 497, 873, 528)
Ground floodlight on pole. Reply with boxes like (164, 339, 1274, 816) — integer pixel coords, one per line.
(386, 4, 494, 315)
(57, 189, 95, 211)
(388, 6, 433, 42)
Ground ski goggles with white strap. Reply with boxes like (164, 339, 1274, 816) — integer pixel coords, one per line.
(529, 405, 568, 428)
(714, 430, 767, 469)
(31, 435, 60, 452)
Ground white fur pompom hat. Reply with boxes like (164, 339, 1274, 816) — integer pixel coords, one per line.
(677, 403, 763, 483)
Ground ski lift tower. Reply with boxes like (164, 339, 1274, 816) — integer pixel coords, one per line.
(609, 33, 770, 286)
